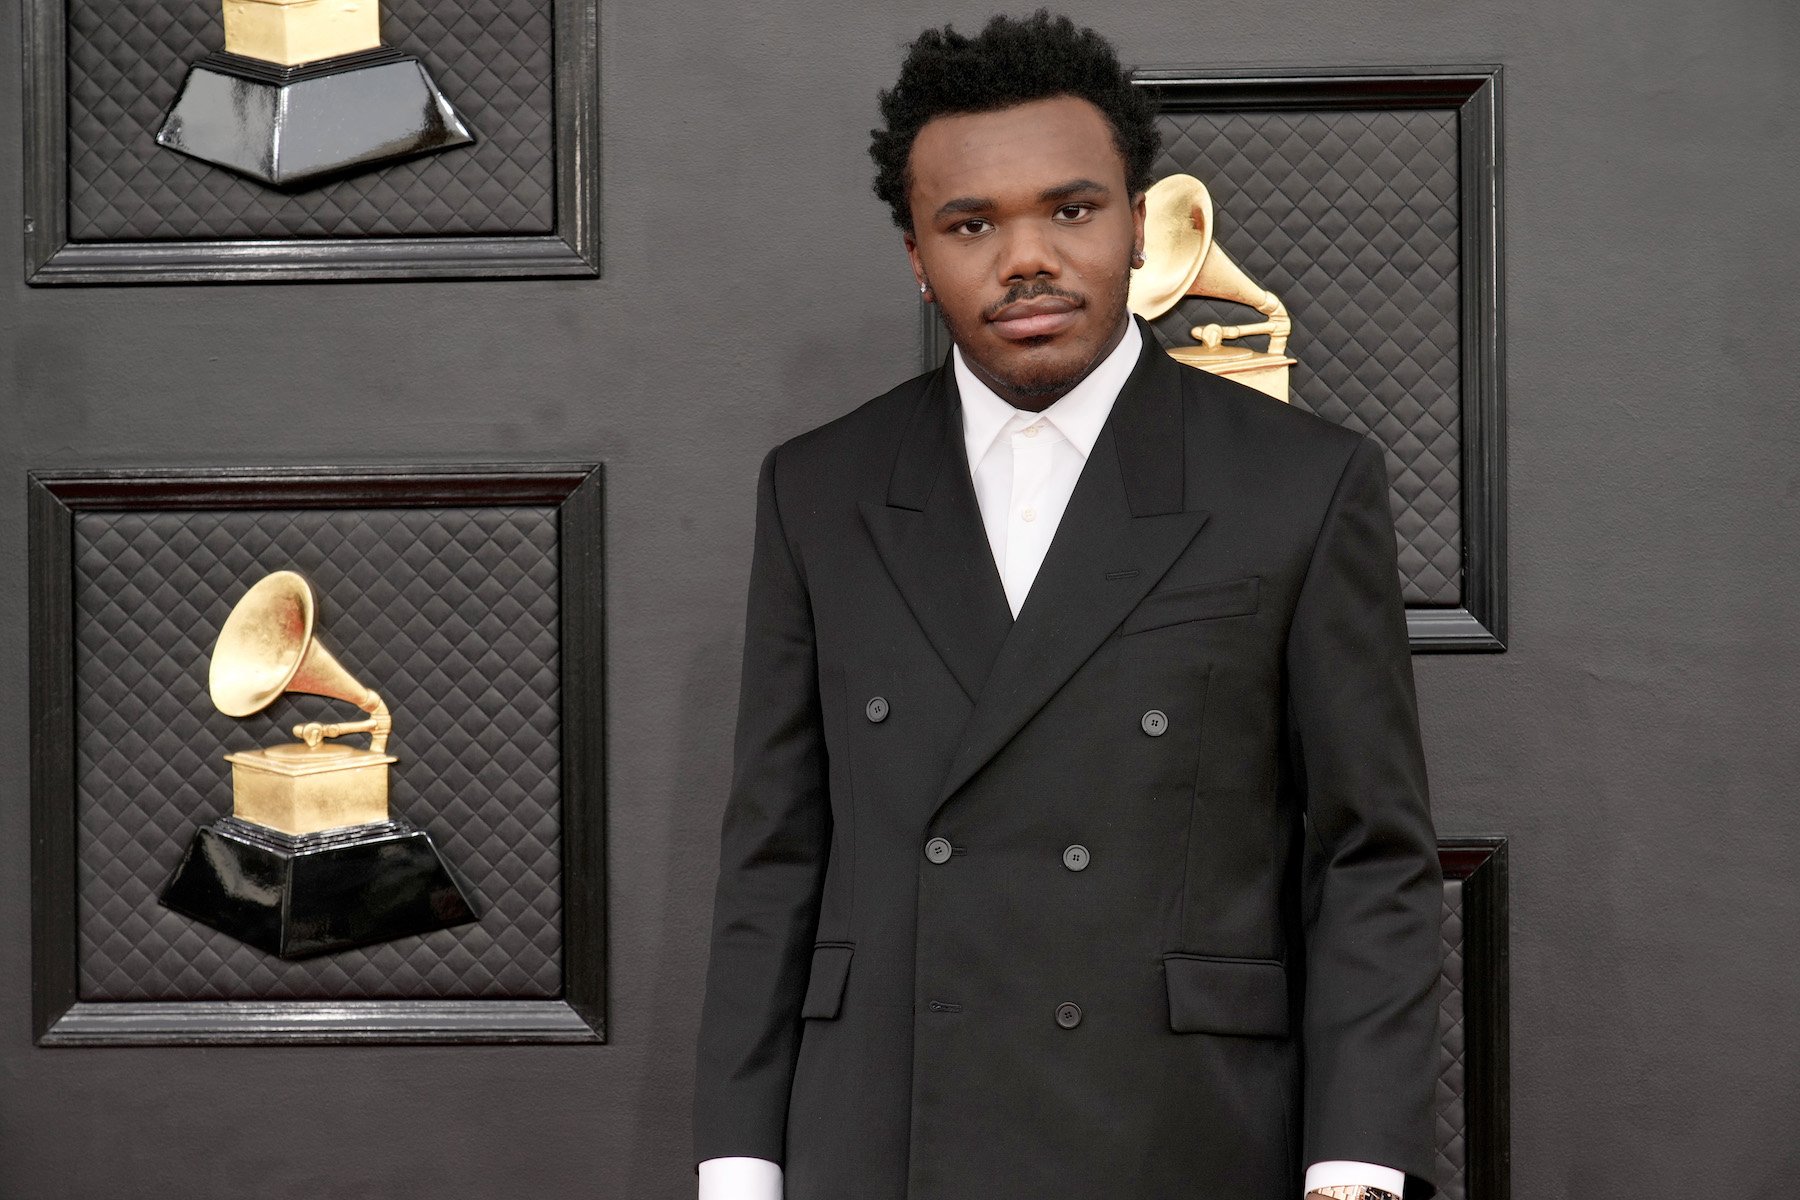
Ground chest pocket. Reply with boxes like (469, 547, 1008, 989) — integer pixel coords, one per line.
(1118, 575, 1260, 637)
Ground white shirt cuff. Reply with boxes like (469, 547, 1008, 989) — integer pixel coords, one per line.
(697, 1156, 783, 1200)
(1305, 1160, 1407, 1196)
(698, 1153, 1397, 1197)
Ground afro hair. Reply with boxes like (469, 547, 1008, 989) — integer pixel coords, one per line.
(869, 11, 1160, 233)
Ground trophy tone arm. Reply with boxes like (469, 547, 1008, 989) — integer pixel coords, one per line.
(1192, 285, 1292, 356)
(293, 693, 392, 754)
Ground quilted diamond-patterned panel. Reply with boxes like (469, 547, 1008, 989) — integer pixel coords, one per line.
(74, 508, 564, 1000)
(1151, 109, 1463, 605)
(1435, 876, 1469, 1199)
(66, 0, 554, 239)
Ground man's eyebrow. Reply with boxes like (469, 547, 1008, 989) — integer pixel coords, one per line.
(1040, 179, 1111, 203)
(932, 195, 996, 221)
(932, 180, 1113, 223)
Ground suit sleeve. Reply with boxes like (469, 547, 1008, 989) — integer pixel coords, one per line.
(1285, 434, 1443, 1197)
(694, 444, 832, 1166)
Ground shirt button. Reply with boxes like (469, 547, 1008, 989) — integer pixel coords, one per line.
(924, 837, 953, 864)
(1024, 424, 1041, 438)
(1141, 709, 1169, 736)
(1062, 845, 1090, 872)
(1021, 507, 1037, 523)
(1055, 1002, 1083, 1029)
(866, 696, 889, 723)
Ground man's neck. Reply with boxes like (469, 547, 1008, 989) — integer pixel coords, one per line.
(962, 311, 1133, 412)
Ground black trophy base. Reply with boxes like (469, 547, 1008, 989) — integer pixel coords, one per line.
(154, 47, 476, 189)
(161, 814, 481, 959)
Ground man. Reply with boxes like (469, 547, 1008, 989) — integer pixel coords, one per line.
(695, 13, 1442, 1200)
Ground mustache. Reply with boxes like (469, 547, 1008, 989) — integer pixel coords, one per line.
(983, 282, 1085, 321)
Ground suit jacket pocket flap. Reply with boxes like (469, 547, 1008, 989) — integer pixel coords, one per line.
(1120, 576, 1260, 637)
(1163, 954, 1289, 1037)
(801, 943, 854, 1020)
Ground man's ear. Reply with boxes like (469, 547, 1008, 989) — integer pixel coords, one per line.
(1131, 190, 1148, 259)
(904, 232, 931, 300)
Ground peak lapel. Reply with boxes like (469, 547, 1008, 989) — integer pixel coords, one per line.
(932, 330, 1210, 811)
(858, 365, 1014, 703)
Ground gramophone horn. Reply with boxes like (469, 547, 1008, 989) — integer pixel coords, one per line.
(1191, 238, 1286, 320)
(1128, 173, 1216, 320)
(1129, 172, 1292, 357)
(209, 570, 382, 725)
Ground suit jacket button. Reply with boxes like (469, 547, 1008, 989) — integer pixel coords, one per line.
(924, 837, 953, 864)
(1055, 1002, 1083, 1029)
(1062, 845, 1090, 871)
(866, 696, 890, 722)
(1140, 708, 1169, 736)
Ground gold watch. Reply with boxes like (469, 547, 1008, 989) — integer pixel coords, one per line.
(1311, 1188, 1402, 1200)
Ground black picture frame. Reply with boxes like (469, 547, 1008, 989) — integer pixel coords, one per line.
(28, 465, 606, 1045)
(21, 0, 600, 285)
(1439, 836, 1511, 1200)
(921, 66, 1505, 652)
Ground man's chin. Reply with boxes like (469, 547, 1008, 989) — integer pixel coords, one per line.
(967, 339, 1088, 395)
(981, 360, 1089, 401)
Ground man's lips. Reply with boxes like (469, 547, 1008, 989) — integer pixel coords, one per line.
(987, 295, 1081, 340)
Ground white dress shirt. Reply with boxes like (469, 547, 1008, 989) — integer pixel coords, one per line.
(958, 319, 1141, 616)
(699, 320, 1405, 1200)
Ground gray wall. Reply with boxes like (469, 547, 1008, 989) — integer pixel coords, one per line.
(3, 1, 1795, 1196)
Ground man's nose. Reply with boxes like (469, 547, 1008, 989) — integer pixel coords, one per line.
(997, 220, 1061, 283)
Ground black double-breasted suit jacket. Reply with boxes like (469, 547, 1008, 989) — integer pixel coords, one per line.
(696, 321, 1443, 1200)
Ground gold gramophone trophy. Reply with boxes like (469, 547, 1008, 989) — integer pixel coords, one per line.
(161, 570, 479, 959)
(1128, 173, 1299, 403)
(154, 0, 474, 189)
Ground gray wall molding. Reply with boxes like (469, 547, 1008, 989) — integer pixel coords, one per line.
(21, 0, 600, 284)
(29, 465, 607, 1045)
(1438, 836, 1511, 1200)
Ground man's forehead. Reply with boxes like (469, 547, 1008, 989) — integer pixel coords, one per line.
(908, 95, 1125, 200)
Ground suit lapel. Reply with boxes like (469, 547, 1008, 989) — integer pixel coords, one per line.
(859, 365, 1015, 703)
(932, 328, 1210, 810)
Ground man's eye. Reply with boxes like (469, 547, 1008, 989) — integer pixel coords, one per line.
(952, 218, 992, 235)
(1056, 204, 1093, 221)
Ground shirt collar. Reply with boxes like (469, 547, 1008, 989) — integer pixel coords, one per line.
(955, 316, 1143, 469)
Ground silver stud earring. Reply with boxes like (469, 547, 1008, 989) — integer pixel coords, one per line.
(919, 281, 929, 295)
(1131, 249, 1145, 269)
